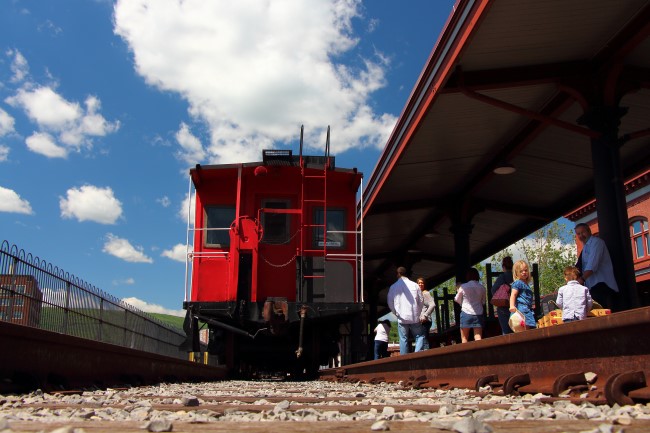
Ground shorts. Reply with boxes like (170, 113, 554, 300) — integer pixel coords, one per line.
(460, 312, 484, 328)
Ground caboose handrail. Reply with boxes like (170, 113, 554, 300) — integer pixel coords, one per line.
(258, 208, 302, 215)
(184, 174, 193, 303)
(326, 253, 362, 257)
(190, 251, 229, 257)
(359, 177, 364, 303)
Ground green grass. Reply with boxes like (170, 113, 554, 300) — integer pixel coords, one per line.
(149, 313, 185, 330)
(389, 325, 399, 343)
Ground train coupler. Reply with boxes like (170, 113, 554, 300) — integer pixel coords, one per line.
(263, 298, 289, 336)
(295, 305, 308, 358)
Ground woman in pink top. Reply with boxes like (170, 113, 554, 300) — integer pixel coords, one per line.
(454, 268, 487, 343)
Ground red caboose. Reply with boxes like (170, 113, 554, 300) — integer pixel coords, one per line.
(183, 130, 367, 375)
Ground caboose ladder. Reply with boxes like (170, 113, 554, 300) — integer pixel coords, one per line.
(298, 126, 330, 302)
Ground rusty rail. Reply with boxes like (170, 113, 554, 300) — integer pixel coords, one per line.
(321, 306, 650, 406)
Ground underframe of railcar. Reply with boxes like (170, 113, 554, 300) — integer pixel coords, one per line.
(184, 300, 367, 377)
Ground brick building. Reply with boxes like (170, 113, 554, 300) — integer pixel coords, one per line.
(0, 274, 43, 326)
(566, 170, 650, 306)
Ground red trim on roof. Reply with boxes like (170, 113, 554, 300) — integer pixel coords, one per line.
(363, 0, 494, 220)
(565, 170, 650, 221)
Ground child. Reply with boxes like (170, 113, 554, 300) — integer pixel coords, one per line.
(374, 319, 391, 359)
(556, 266, 593, 322)
(509, 260, 536, 330)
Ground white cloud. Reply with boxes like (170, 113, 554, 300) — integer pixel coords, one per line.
(157, 196, 171, 207)
(103, 233, 154, 263)
(0, 186, 33, 214)
(26, 132, 68, 158)
(122, 296, 185, 317)
(175, 122, 206, 165)
(8, 86, 81, 128)
(114, 0, 396, 164)
(0, 145, 8, 162)
(8, 49, 29, 83)
(113, 277, 136, 286)
(4, 52, 120, 158)
(37, 19, 63, 36)
(59, 185, 123, 224)
(161, 243, 190, 263)
(0, 108, 16, 136)
(178, 191, 195, 225)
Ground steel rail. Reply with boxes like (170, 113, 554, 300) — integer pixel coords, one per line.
(320, 306, 650, 406)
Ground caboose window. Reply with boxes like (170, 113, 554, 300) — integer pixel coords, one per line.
(205, 206, 236, 248)
(261, 199, 291, 244)
(313, 208, 345, 248)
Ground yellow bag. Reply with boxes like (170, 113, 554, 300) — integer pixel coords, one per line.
(537, 309, 563, 328)
(588, 308, 611, 317)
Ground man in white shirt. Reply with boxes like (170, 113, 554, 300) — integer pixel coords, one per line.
(387, 266, 426, 354)
(575, 223, 619, 310)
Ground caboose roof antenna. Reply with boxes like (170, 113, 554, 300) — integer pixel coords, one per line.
(325, 125, 331, 167)
(299, 124, 304, 166)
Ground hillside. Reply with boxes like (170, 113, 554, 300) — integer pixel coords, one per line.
(149, 313, 185, 330)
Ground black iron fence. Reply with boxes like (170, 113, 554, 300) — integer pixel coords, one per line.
(0, 240, 186, 359)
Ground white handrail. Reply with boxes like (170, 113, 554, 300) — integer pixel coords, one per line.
(184, 174, 192, 303)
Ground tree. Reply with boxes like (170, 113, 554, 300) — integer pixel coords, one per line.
(490, 220, 577, 295)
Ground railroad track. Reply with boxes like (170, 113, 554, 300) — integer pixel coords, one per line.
(321, 306, 650, 407)
(2, 380, 650, 432)
(2, 308, 650, 432)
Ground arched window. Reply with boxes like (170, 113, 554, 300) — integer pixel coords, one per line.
(630, 218, 649, 260)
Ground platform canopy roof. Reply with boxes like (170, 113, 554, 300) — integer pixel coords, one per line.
(362, 0, 650, 289)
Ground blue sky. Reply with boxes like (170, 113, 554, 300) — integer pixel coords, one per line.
(0, 0, 457, 315)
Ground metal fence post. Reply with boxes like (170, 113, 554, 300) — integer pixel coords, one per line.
(6, 257, 18, 323)
(123, 308, 128, 347)
(63, 281, 71, 334)
(98, 298, 104, 342)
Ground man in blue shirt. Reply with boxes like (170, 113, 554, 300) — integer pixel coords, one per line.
(574, 223, 619, 310)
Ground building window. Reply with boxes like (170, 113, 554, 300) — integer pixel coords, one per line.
(313, 208, 346, 249)
(204, 206, 236, 248)
(261, 199, 291, 244)
(630, 218, 649, 260)
(12, 311, 22, 320)
(14, 285, 26, 294)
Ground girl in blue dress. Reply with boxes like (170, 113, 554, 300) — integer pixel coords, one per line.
(509, 260, 536, 329)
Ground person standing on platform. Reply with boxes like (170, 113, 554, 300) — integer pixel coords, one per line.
(509, 260, 537, 330)
(373, 319, 391, 359)
(574, 223, 619, 310)
(454, 268, 487, 343)
(387, 267, 426, 354)
(491, 256, 514, 335)
(417, 277, 435, 349)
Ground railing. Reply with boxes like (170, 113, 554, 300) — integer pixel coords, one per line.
(0, 240, 186, 359)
